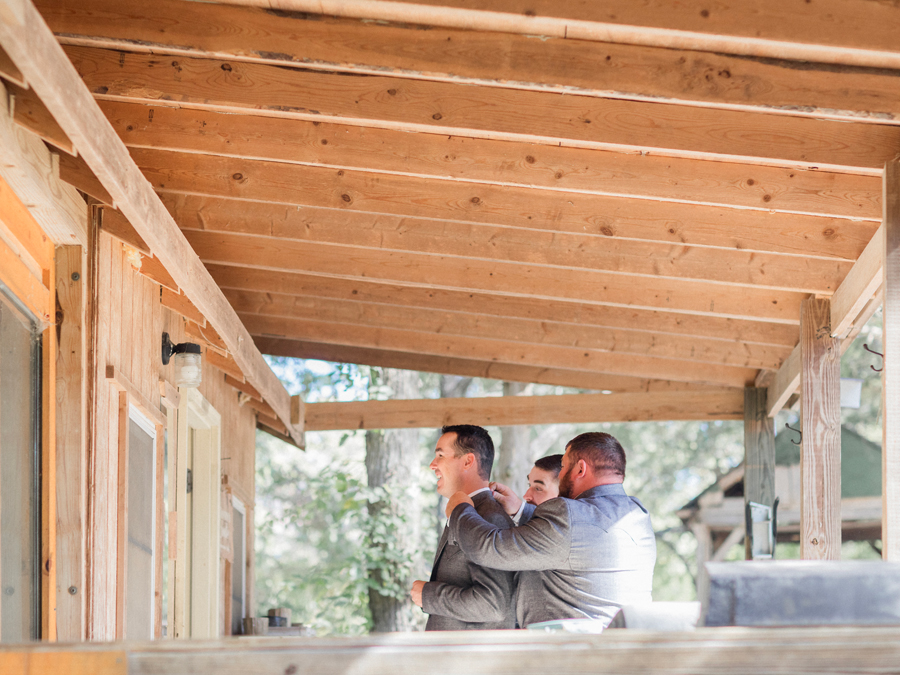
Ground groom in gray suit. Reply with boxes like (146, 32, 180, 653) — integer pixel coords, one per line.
(410, 425, 516, 630)
(446, 432, 656, 628)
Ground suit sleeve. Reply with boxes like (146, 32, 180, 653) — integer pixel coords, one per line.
(449, 499, 572, 572)
(421, 508, 516, 623)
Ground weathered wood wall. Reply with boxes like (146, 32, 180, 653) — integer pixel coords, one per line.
(88, 227, 257, 640)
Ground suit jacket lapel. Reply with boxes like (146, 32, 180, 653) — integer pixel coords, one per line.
(430, 491, 492, 579)
(430, 524, 450, 580)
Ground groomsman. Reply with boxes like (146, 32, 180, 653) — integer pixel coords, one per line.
(410, 425, 516, 630)
(447, 432, 656, 628)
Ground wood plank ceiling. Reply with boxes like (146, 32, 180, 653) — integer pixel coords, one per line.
(32, 0, 897, 397)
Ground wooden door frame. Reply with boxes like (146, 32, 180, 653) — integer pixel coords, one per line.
(171, 387, 221, 639)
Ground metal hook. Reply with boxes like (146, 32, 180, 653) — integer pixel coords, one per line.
(863, 343, 884, 372)
(784, 423, 802, 446)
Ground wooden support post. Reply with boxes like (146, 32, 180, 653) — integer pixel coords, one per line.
(884, 156, 900, 561)
(744, 386, 775, 559)
(691, 523, 712, 604)
(800, 298, 842, 560)
(55, 246, 87, 641)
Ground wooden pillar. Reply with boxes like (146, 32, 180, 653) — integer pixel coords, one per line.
(743, 387, 775, 559)
(691, 523, 712, 603)
(55, 246, 87, 641)
(800, 298, 842, 560)
(884, 156, 900, 561)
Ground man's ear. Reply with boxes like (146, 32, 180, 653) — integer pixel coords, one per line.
(576, 458, 589, 478)
(463, 452, 477, 472)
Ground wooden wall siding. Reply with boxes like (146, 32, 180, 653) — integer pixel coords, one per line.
(88, 231, 257, 639)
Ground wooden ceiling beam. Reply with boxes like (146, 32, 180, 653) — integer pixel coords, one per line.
(0, 0, 303, 444)
(253, 335, 722, 394)
(189, 231, 806, 324)
(304, 388, 746, 430)
(158, 190, 850, 295)
(38, 0, 900, 125)
(224, 288, 792, 370)
(0, 80, 86, 247)
(210, 264, 798, 347)
(151, 167, 873, 267)
(767, 223, 886, 416)
(101, 104, 884, 221)
(210, 0, 900, 71)
(64, 45, 900, 172)
(240, 311, 758, 388)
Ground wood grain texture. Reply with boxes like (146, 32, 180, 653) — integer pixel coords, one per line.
(254, 334, 737, 393)
(800, 298, 841, 561)
(65, 45, 900, 171)
(884, 156, 900, 561)
(0, 9, 300, 441)
(7, 79, 74, 154)
(0, 80, 87, 247)
(57, 152, 113, 206)
(242, 311, 756, 387)
(306, 388, 744, 430)
(207, 0, 900, 69)
(225, 288, 791, 370)
(156, 180, 872, 265)
(830, 224, 883, 339)
(105, 625, 900, 674)
(55, 246, 87, 642)
(156, 186, 852, 294)
(41, 244, 57, 640)
(188, 230, 806, 324)
(0, 174, 54, 271)
(104, 102, 883, 221)
(210, 264, 798, 347)
(98, 209, 149, 255)
(159, 287, 205, 327)
(743, 386, 775, 558)
(38, 0, 900, 123)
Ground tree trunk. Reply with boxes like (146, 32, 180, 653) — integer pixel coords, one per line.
(494, 381, 532, 496)
(365, 367, 421, 632)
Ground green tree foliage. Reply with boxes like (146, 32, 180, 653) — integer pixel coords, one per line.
(256, 312, 886, 631)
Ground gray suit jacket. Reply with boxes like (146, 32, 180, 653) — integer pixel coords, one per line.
(422, 491, 517, 630)
(449, 484, 656, 628)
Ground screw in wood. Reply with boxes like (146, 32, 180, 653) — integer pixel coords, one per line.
(71, 272, 80, 281)
(68, 586, 77, 595)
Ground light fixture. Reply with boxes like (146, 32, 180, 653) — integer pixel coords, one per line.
(162, 332, 202, 389)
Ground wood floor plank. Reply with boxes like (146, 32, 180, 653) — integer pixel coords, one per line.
(66, 45, 900, 171)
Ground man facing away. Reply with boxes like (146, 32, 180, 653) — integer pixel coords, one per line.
(447, 432, 656, 628)
(409, 425, 516, 630)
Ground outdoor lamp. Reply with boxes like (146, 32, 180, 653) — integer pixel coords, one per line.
(161, 332, 202, 388)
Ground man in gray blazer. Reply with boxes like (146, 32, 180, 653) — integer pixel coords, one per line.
(446, 432, 656, 628)
(410, 425, 516, 630)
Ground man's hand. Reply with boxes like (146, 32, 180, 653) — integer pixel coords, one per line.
(410, 580, 425, 608)
(490, 481, 523, 516)
(445, 491, 474, 518)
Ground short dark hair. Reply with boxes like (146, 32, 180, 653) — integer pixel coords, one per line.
(565, 432, 626, 477)
(441, 425, 494, 480)
(533, 454, 563, 478)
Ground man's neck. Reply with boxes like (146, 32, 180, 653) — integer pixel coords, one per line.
(459, 478, 490, 496)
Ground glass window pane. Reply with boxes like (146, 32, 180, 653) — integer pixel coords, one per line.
(126, 416, 155, 640)
(0, 294, 40, 642)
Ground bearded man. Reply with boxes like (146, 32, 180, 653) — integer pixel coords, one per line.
(446, 432, 656, 628)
